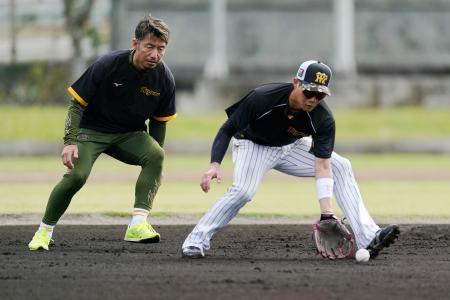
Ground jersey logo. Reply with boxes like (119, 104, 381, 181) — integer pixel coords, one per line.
(315, 72, 328, 85)
(140, 86, 160, 97)
(287, 126, 308, 137)
(113, 82, 124, 87)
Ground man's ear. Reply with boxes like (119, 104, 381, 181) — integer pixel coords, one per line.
(131, 38, 139, 49)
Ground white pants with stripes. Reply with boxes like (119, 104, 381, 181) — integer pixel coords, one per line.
(182, 138, 380, 250)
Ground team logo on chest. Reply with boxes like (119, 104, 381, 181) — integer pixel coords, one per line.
(140, 86, 160, 97)
(287, 126, 308, 137)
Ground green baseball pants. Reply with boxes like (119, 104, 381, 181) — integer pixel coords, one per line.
(42, 129, 164, 225)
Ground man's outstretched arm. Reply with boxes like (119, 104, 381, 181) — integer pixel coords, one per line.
(62, 99, 85, 169)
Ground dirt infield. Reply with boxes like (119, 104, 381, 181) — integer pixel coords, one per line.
(1, 224, 449, 300)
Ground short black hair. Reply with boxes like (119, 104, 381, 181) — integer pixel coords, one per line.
(135, 15, 170, 44)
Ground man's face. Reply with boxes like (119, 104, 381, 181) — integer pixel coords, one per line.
(132, 34, 167, 70)
(288, 79, 326, 112)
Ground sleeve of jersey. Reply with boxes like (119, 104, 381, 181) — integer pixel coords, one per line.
(67, 60, 106, 107)
(312, 119, 335, 159)
(151, 79, 177, 122)
(210, 93, 257, 163)
(226, 91, 258, 131)
(210, 120, 236, 164)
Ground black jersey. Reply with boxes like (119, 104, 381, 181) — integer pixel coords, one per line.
(211, 82, 335, 163)
(68, 50, 176, 133)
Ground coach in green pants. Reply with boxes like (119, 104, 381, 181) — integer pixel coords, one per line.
(29, 15, 176, 251)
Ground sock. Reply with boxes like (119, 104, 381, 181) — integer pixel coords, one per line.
(38, 222, 54, 238)
(130, 208, 149, 226)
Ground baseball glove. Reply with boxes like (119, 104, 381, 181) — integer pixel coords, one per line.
(312, 218, 356, 260)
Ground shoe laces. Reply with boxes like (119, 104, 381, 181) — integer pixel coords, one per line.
(145, 223, 157, 234)
(34, 229, 51, 242)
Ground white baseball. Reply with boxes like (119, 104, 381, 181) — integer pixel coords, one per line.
(355, 249, 370, 263)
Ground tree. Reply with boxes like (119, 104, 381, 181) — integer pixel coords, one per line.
(9, 0, 17, 64)
(63, 0, 95, 82)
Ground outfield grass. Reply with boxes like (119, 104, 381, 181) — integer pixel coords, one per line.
(2, 105, 449, 218)
(1, 154, 449, 218)
(333, 107, 450, 141)
(3, 180, 449, 218)
(1, 152, 449, 171)
(1, 105, 67, 142)
(1, 105, 450, 142)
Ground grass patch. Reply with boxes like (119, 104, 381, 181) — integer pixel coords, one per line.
(1, 105, 67, 142)
(237, 212, 312, 219)
(347, 153, 450, 169)
(334, 107, 450, 140)
(1, 105, 450, 142)
(0, 154, 449, 218)
(0, 153, 449, 172)
(100, 211, 131, 218)
(100, 211, 171, 218)
(1, 179, 449, 218)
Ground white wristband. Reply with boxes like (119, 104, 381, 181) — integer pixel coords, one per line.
(316, 178, 334, 200)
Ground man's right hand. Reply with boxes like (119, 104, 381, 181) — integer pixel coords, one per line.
(61, 144, 79, 169)
(200, 162, 222, 193)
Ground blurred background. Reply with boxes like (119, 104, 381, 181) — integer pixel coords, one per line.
(0, 0, 449, 220)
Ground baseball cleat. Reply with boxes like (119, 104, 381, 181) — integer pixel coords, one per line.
(28, 228, 54, 251)
(124, 221, 160, 243)
(182, 246, 205, 259)
(366, 224, 400, 258)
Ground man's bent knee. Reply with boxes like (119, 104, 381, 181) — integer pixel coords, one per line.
(63, 170, 89, 188)
(227, 185, 256, 204)
(141, 145, 165, 168)
(332, 156, 354, 178)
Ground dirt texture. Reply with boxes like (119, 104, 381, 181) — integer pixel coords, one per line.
(1, 224, 449, 300)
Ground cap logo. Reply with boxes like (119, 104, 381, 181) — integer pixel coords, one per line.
(297, 68, 304, 78)
(315, 72, 328, 85)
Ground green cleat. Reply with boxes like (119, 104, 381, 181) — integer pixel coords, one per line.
(124, 221, 160, 243)
(28, 228, 54, 251)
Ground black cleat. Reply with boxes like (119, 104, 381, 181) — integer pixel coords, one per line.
(366, 224, 400, 258)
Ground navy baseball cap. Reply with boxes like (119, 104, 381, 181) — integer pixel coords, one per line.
(296, 60, 332, 95)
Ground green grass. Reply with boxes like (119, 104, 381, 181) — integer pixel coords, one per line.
(1, 105, 67, 142)
(0, 154, 449, 218)
(1, 179, 449, 217)
(347, 153, 450, 169)
(1, 105, 450, 142)
(1, 153, 448, 171)
(334, 107, 450, 141)
(1, 105, 449, 218)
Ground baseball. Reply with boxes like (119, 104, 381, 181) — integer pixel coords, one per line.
(355, 249, 370, 263)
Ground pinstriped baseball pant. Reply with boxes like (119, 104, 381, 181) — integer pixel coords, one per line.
(182, 138, 380, 251)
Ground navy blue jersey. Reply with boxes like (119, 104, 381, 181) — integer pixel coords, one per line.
(68, 50, 176, 133)
(211, 82, 335, 163)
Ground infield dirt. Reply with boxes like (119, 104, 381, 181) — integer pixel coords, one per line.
(1, 224, 449, 300)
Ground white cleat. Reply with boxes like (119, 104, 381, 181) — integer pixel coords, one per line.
(182, 246, 205, 259)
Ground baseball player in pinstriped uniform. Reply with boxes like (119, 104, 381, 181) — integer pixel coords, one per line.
(182, 60, 399, 259)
